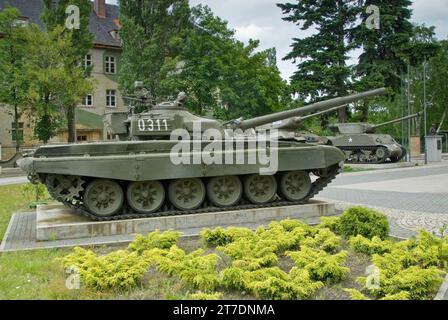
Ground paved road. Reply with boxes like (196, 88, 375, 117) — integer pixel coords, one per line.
(320, 164, 448, 214)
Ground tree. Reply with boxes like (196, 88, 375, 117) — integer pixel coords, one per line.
(0, 8, 30, 151)
(22, 25, 93, 143)
(158, 5, 285, 119)
(277, 0, 359, 122)
(428, 40, 448, 132)
(351, 0, 414, 122)
(119, 0, 191, 101)
(42, 0, 94, 143)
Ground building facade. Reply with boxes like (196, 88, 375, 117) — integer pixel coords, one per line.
(0, 0, 124, 160)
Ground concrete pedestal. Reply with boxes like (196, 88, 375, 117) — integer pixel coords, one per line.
(36, 201, 336, 241)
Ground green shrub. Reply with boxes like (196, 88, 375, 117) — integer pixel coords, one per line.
(287, 247, 349, 284)
(220, 267, 323, 300)
(348, 235, 393, 255)
(344, 288, 371, 300)
(380, 291, 410, 300)
(359, 266, 444, 300)
(148, 246, 220, 291)
(317, 216, 341, 233)
(217, 239, 278, 271)
(128, 230, 180, 254)
(60, 247, 151, 290)
(339, 206, 389, 240)
(189, 292, 223, 300)
(302, 228, 341, 253)
(201, 227, 255, 247)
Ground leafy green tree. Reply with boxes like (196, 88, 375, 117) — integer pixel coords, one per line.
(119, 0, 191, 100)
(0, 7, 30, 151)
(22, 25, 92, 143)
(159, 5, 285, 119)
(277, 0, 359, 122)
(42, 0, 94, 143)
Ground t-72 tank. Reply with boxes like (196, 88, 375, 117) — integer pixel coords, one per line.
(17, 88, 385, 220)
(327, 113, 421, 164)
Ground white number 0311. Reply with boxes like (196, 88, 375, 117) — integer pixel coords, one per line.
(137, 118, 168, 131)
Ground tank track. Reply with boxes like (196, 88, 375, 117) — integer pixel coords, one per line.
(59, 164, 341, 222)
(341, 146, 390, 164)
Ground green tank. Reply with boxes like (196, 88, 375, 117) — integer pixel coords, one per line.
(17, 88, 385, 220)
(327, 113, 421, 164)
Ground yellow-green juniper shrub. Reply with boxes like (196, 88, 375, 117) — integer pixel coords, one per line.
(189, 292, 223, 300)
(287, 246, 349, 284)
(317, 216, 341, 234)
(128, 230, 181, 254)
(60, 247, 151, 291)
(302, 228, 341, 253)
(348, 235, 393, 255)
(339, 206, 389, 240)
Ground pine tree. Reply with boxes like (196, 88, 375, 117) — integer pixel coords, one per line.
(277, 0, 359, 122)
(42, 0, 93, 143)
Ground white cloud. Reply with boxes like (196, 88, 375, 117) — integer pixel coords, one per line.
(235, 24, 272, 42)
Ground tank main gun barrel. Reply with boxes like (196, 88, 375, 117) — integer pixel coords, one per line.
(266, 104, 348, 130)
(232, 88, 387, 130)
(369, 112, 421, 132)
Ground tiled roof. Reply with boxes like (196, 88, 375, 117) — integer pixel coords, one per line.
(0, 0, 121, 48)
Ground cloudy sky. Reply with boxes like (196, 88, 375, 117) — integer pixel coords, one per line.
(107, 0, 448, 81)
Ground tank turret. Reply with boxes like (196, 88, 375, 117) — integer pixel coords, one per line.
(105, 88, 387, 141)
(329, 112, 421, 135)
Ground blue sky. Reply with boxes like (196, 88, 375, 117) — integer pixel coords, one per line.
(107, 0, 448, 81)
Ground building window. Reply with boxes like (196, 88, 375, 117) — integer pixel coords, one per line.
(77, 135, 87, 142)
(106, 90, 116, 107)
(105, 56, 116, 74)
(11, 122, 24, 142)
(82, 94, 93, 107)
(84, 54, 92, 69)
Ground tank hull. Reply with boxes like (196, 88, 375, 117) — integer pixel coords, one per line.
(18, 140, 345, 220)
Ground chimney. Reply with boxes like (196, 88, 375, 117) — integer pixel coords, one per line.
(94, 0, 106, 18)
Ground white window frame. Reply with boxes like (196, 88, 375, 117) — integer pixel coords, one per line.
(84, 54, 92, 69)
(105, 56, 116, 74)
(82, 94, 93, 107)
(106, 89, 116, 107)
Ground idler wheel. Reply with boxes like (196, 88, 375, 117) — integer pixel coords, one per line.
(278, 171, 312, 202)
(244, 174, 277, 204)
(168, 178, 205, 210)
(207, 176, 242, 207)
(84, 179, 124, 217)
(127, 181, 165, 214)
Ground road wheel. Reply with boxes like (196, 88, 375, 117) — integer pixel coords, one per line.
(127, 181, 165, 214)
(84, 179, 124, 217)
(168, 178, 205, 210)
(244, 174, 277, 204)
(278, 171, 312, 202)
(207, 176, 242, 207)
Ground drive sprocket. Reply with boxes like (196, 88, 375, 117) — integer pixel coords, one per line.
(45, 175, 85, 202)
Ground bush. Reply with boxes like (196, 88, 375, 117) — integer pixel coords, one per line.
(220, 267, 323, 300)
(60, 247, 151, 290)
(201, 227, 255, 247)
(339, 207, 389, 240)
(189, 292, 223, 300)
(287, 247, 349, 284)
(302, 228, 341, 253)
(128, 230, 180, 254)
(147, 246, 220, 291)
(317, 216, 341, 233)
(348, 235, 393, 255)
